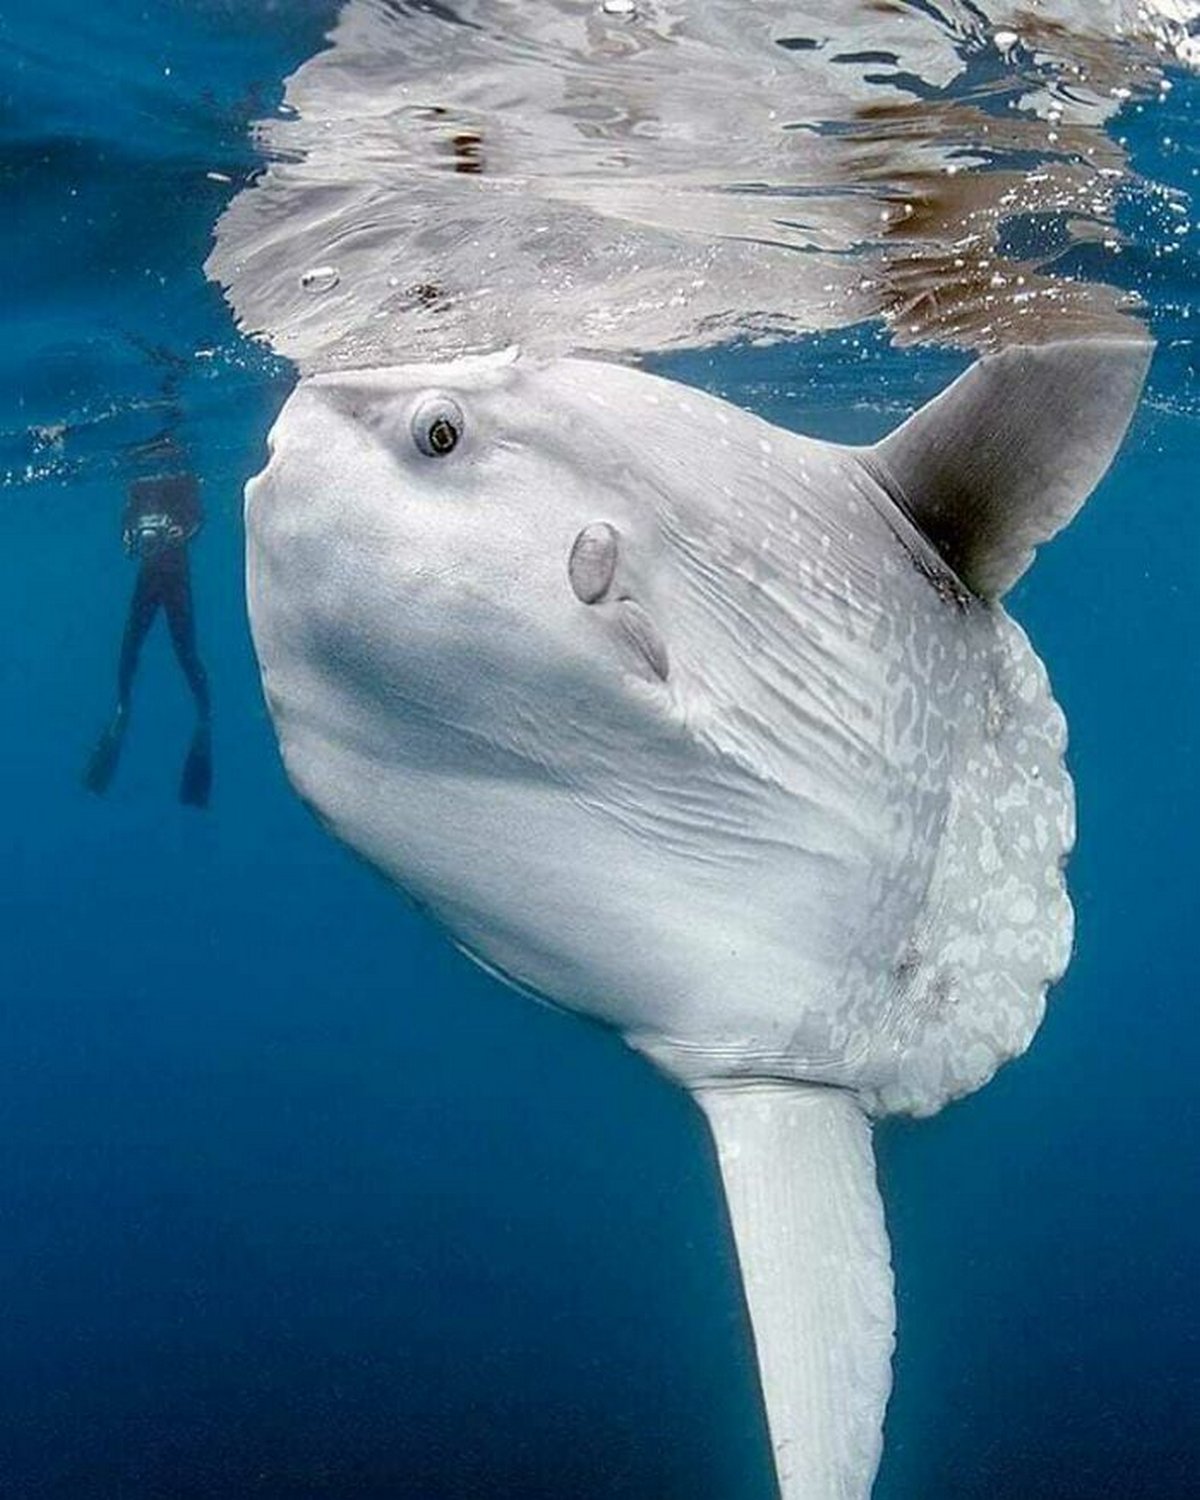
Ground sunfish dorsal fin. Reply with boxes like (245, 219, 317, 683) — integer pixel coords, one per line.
(866, 338, 1152, 599)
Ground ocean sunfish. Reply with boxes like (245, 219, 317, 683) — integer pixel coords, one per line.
(245, 338, 1149, 1498)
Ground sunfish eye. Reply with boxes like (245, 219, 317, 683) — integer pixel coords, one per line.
(410, 395, 464, 457)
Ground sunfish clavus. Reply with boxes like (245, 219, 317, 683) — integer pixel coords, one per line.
(246, 338, 1149, 1498)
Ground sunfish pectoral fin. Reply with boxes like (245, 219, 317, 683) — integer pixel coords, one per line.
(697, 1084, 894, 1500)
(864, 336, 1153, 599)
(615, 597, 670, 681)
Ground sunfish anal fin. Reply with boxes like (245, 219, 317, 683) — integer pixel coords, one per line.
(697, 1085, 894, 1500)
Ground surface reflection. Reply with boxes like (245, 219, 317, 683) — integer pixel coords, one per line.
(208, 0, 1196, 366)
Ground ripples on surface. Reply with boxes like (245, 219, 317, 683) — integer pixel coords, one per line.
(209, 0, 1200, 370)
(5, 0, 1200, 490)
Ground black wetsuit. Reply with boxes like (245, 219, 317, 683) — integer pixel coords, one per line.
(84, 472, 212, 806)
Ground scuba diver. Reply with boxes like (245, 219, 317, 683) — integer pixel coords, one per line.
(83, 465, 212, 807)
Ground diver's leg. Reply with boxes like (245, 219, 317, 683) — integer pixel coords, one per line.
(161, 551, 210, 720)
(161, 551, 212, 807)
(116, 563, 163, 709)
(83, 565, 161, 795)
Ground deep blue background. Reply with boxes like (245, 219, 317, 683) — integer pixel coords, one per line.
(1, 4, 1197, 1496)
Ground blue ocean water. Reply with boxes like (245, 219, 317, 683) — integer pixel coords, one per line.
(2, 4, 1197, 1497)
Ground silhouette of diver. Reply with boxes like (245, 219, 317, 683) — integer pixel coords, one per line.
(83, 469, 212, 806)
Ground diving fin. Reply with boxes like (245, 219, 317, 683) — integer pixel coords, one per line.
(82, 707, 128, 797)
(179, 721, 212, 808)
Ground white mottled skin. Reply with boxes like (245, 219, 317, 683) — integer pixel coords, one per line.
(246, 343, 1147, 1498)
(249, 351, 1072, 1106)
